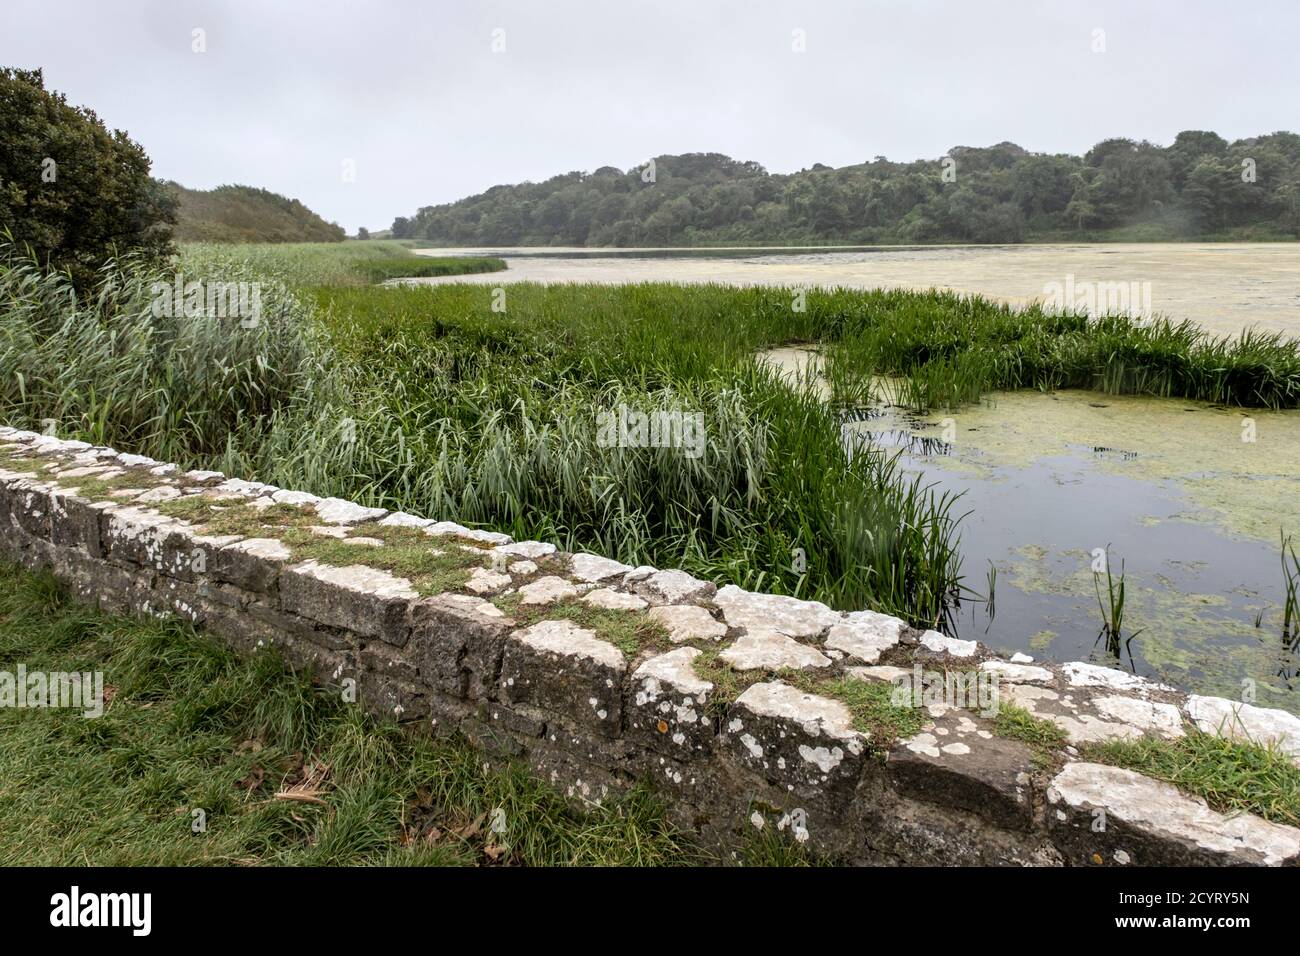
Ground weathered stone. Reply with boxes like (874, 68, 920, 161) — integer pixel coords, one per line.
(409, 593, 514, 699)
(568, 553, 634, 584)
(1061, 661, 1173, 694)
(49, 490, 116, 556)
(464, 566, 511, 595)
(632, 569, 716, 606)
(134, 485, 182, 504)
(517, 575, 579, 606)
(825, 611, 904, 663)
(846, 664, 912, 683)
(355, 670, 429, 723)
(115, 452, 163, 469)
(1048, 762, 1300, 866)
(212, 477, 275, 499)
(313, 497, 387, 525)
(500, 620, 625, 736)
(279, 560, 416, 645)
(1185, 695, 1300, 765)
(646, 604, 727, 643)
(269, 489, 321, 507)
(581, 588, 647, 611)
(31, 436, 91, 455)
(425, 520, 511, 545)
(53, 464, 115, 480)
(889, 719, 1036, 831)
(378, 511, 433, 530)
(245, 600, 356, 652)
(714, 585, 840, 638)
(980, 660, 1055, 685)
(719, 629, 831, 672)
(622, 565, 656, 584)
(4, 479, 55, 539)
(308, 525, 349, 539)
(493, 540, 556, 560)
(725, 681, 868, 805)
(919, 630, 978, 658)
(183, 469, 225, 485)
(101, 506, 189, 572)
(214, 537, 292, 593)
(359, 638, 421, 685)
(1092, 695, 1184, 738)
(628, 647, 714, 756)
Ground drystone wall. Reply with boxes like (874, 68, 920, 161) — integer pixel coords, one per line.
(2, 425, 1299, 866)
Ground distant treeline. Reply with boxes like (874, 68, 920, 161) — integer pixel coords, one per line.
(167, 182, 345, 243)
(392, 133, 1300, 246)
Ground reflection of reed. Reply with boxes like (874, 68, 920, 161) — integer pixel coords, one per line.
(1091, 445, 1139, 461)
(841, 425, 955, 459)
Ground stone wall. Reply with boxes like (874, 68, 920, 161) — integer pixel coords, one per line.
(2, 425, 1299, 866)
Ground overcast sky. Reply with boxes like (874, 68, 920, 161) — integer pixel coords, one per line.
(4, 0, 1296, 233)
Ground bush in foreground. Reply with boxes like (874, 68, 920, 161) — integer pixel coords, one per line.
(0, 68, 175, 286)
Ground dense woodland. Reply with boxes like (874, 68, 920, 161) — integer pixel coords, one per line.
(392, 133, 1300, 246)
(166, 182, 345, 243)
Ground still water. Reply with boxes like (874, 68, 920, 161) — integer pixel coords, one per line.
(765, 346, 1300, 711)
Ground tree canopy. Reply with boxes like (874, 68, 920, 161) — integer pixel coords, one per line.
(393, 137, 1300, 246)
(0, 67, 175, 283)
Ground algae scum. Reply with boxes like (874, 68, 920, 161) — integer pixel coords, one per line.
(769, 348, 1300, 711)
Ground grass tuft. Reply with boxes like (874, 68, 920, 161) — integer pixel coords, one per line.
(1084, 730, 1300, 828)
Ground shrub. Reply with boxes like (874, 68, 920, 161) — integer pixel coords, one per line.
(0, 68, 175, 286)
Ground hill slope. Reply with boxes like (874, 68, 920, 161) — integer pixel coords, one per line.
(166, 182, 345, 243)
(392, 133, 1300, 246)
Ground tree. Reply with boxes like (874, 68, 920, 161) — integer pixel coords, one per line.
(390, 132, 1300, 245)
(0, 68, 175, 284)
(356, 227, 371, 240)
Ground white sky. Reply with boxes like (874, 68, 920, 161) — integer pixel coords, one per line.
(3, 0, 1296, 233)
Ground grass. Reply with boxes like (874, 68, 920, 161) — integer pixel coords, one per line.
(1085, 731, 1300, 828)
(1092, 546, 1141, 659)
(690, 651, 925, 749)
(992, 703, 1068, 769)
(492, 592, 672, 657)
(823, 288, 1300, 412)
(0, 560, 700, 865)
(794, 673, 927, 745)
(1282, 532, 1299, 644)
(180, 239, 505, 288)
(993, 703, 1068, 750)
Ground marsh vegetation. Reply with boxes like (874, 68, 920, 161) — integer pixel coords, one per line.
(4, 238, 1298, 647)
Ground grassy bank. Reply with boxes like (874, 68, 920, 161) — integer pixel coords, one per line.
(181, 239, 505, 288)
(0, 561, 714, 866)
(821, 287, 1300, 412)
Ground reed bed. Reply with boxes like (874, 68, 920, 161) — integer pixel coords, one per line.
(182, 240, 504, 288)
